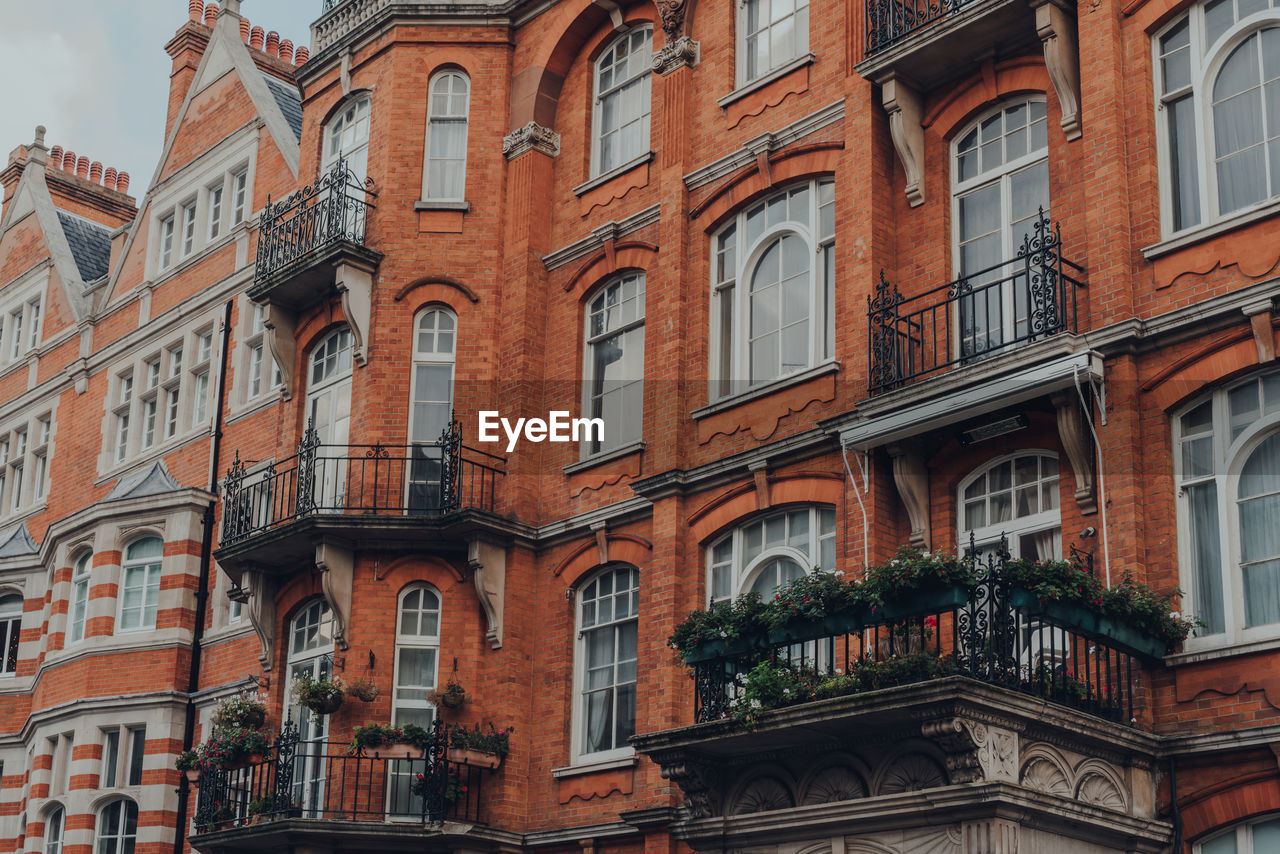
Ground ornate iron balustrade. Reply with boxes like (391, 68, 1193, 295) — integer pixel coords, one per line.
(691, 545, 1143, 726)
(194, 719, 485, 833)
(864, 0, 978, 54)
(867, 211, 1084, 394)
(220, 419, 504, 545)
(254, 157, 372, 287)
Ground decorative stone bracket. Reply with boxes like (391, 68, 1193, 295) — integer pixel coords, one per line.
(652, 36, 699, 74)
(1051, 391, 1096, 515)
(239, 567, 278, 671)
(263, 303, 297, 401)
(468, 537, 507, 649)
(1032, 0, 1082, 141)
(335, 259, 374, 367)
(503, 123, 562, 160)
(879, 75, 925, 208)
(888, 443, 930, 549)
(315, 539, 354, 651)
(650, 750, 720, 819)
(920, 714, 1020, 784)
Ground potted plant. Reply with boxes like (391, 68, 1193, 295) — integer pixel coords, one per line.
(175, 750, 202, 783)
(861, 549, 974, 620)
(446, 722, 512, 769)
(411, 768, 468, 804)
(197, 802, 235, 833)
(293, 673, 345, 715)
(199, 725, 272, 771)
(427, 678, 467, 709)
(247, 797, 274, 825)
(346, 676, 379, 703)
(211, 694, 268, 731)
(348, 722, 432, 758)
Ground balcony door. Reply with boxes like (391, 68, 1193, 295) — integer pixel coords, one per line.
(307, 328, 353, 511)
(952, 99, 1050, 360)
(287, 601, 336, 818)
(407, 309, 455, 513)
(322, 95, 371, 239)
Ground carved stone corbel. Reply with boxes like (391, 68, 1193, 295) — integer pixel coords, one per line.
(749, 460, 771, 510)
(888, 443, 930, 549)
(468, 538, 506, 650)
(1051, 392, 1096, 515)
(240, 567, 277, 671)
(263, 303, 297, 401)
(651, 751, 719, 818)
(314, 540, 354, 650)
(880, 75, 925, 207)
(1031, 0, 1081, 141)
(502, 123, 561, 160)
(1243, 298, 1276, 363)
(334, 260, 374, 367)
(921, 715, 1020, 784)
(652, 36, 699, 74)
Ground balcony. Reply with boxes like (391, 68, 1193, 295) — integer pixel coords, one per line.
(633, 549, 1174, 852)
(866, 213, 1084, 394)
(215, 420, 507, 577)
(191, 721, 498, 854)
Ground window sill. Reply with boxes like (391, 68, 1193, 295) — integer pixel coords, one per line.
(413, 200, 470, 212)
(692, 360, 840, 420)
(1142, 197, 1280, 260)
(572, 153, 655, 198)
(551, 754, 637, 779)
(718, 54, 816, 109)
(1164, 635, 1280, 666)
(564, 441, 645, 475)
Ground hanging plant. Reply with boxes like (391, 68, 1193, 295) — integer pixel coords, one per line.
(210, 694, 268, 731)
(293, 674, 345, 715)
(427, 678, 467, 709)
(346, 676, 380, 703)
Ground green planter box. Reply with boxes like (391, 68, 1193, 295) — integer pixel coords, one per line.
(766, 610, 868, 646)
(871, 584, 970, 622)
(1009, 588, 1167, 661)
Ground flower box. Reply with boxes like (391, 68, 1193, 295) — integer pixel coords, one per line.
(184, 768, 202, 784)
(872, 584, 970, 622)
(220, 752, 266, 772)
(1009, 588, 1167, 661)
(452, 747, 500, 769)
(766, 610, 868, 647)
(374, 740, 426, 760)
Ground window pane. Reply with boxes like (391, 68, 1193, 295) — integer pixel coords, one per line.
(1167, 95, 1202, 230)
(1187, 482, 1226, 634)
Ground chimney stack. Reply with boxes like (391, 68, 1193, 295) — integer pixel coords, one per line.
(204, 3, 217, 26)
(189, 0, 203, 21)
(296, 46, 310, 65)
(279, 39, 294, 64)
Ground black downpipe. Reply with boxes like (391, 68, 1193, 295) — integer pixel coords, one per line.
(174, 299, 234, 854)
(1169, 755, 1182, 853)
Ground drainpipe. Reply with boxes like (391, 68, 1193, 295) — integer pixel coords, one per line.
(1169, 756, 1182, 853)
(174, 298, 234, 854)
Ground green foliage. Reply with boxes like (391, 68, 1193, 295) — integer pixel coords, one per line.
(860, 548, 973, 607)
(446, 722, 512, 757)
(210, 695, 268, 731)
(175, 750, 199, 772)
(292, 673, 345, 713)
(348, 722, 435, 754)
(668, 593, 770, 661)
(411, 769, 468, 802)
(766, 569, 859, 629)
(195, 726, 271, 769)
(247, 797, 273, 817)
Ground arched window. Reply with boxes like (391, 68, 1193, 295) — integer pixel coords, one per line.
(1195, 813, 1280, 853)
(423, 72, 470, 201)
(738, 0, 810, 84)
(308, 328, 354, 509)
(574, 565, 638, 762)
(408, 309, 456, 510)
(70, 552, 91, 644)
(951, 99, 1050, 359)
(593, 28, 652, 176)
(711, 179, 835, 397)
(584, 273, 645, 456)
(958, 453, 1061, 560)
(42, 805, 63, 854)
(1155, 4, 1280, 233)
(707, 506, 837, 603)
(287, 600, 335, 814)
(388, 585, 441, 814)
(1177, 368, 1280, 645)
(324, 95, 372, 184)
(95, 799, 137, 854)
(0, 594, 20, 676)
(118, 538, 162, 633)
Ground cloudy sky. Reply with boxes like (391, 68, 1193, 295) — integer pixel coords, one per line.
(1, 0, 318, 203)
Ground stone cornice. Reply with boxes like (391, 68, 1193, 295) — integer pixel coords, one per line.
(683, 99, 846, 191)
(542, 204, 661, 270)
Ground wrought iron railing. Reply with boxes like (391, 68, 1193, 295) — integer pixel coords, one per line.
(254, 157, 373, 287)
(865, 0, 978, 54)
(220, 419, 505, 545)
(691, 545, 1143, 725)
(194, 719, 485, 833)
(867, 211, 1084, 394)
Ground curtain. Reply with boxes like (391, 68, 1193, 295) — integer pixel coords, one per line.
(1033, 528, 1061, 561)
(1240, 432, 1280, 627)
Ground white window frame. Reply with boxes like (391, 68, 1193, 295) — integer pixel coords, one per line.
(710, 178, 836, 399)
(583, 273, 645, 457)
(957, 451, 1062, 559)
(591, 27, 653, 178)
(1194, 813, 1280, 852)
(95, 799, 138, 854)
(707, 505, 837, 603)
(1175, 368, 1280, 650)
(0, 410, 54, 518)
(392, 584, 441, 727)
(1153, 3, 1280, 238)
(42, 805, 63, 854)
(69, 552, 91, 644)
(179, 199, 198, 258)
(0, 595, 21, 677)
(423, 71, 471, 201)
(324, 94, 373, 182)
(407, 308, 456, 510)
(149, 157, 253, 276)
(117, 537, 162, 634)
(240, 301, 281, 406)
(572, 564, 639, 765)
(231, 168, 249, 225)
(207, 181, 224, 241)
(159, 215, 175, 269)
(737, 0, 811, 85)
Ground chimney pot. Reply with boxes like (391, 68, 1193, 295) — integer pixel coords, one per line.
(89, 162, 103, 184)
(240, 17, 250, 42)
(265, 31, 280, 57)
(204, 3, 218, 26)
(250, 26, 264, 50)
(76, 156, 89, 179)
(189, 0, 203, 21)
(279, 39, 294, 64)
(62, 150, 75, 171)
(50, 146, 63, 165)
(295, 46, 310, 65)
(105, 167, 118, 190)
(117, 172, 130, 194)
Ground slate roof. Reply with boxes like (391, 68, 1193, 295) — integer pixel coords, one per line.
(104, 460, 183, 502)
(56, 211, 111, 282)
(265, 75, 303, 141)
(0, 523, 38, 558)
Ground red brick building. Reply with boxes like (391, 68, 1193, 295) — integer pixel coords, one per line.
(0, 0, 1278, 850)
